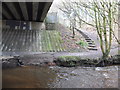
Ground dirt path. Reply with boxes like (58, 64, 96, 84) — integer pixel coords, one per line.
(53, 47, 118, 59)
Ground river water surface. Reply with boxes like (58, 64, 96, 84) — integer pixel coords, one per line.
(2, 66, 119, 88)
(3, 66, 57, 88)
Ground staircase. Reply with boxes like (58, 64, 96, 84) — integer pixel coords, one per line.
(75, 28, 98, 51)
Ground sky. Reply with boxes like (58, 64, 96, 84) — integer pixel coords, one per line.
(48, 0, 62, 12)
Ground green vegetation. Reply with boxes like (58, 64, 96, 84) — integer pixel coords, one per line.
(58, 56, 81, 61)
(76, 40, 88, 47)
(54, 55, 120, 67)
(56, 56, 81, 67)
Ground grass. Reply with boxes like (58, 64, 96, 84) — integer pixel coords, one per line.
(55, 56, 81, 67)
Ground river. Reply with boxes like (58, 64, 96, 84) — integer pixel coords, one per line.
(2, 65, 119, 88)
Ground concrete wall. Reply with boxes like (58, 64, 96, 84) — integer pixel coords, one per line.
(2, 20, 45, 30)
(2, 20, 10, 29)
(0, 20, 1, 28)
(30, 21, 45, 30)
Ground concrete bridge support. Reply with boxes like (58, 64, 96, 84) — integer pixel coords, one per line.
(2, 20, 45, 30)
(2, 2, 53, 22)
(30, 22, 45, 30)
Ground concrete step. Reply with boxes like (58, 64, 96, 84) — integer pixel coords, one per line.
(88, 47, 97, 50)
(86, 40, 92, 42)
(88, 42, 93, 44)
(85, 38, 91, 40)
(88, 45, 96, 47)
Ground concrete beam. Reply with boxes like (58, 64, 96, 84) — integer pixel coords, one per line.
(26, 2, 32, 21)
(32, 2, 39, 21)
(0, 2, 1, 20)
(3, 0, 53, 2)
(2, 1, 53, 22)
(19, 2, 28, 20)
(5, 2, 21, 20)
(1, 8, 12, 19)
(0, 13, 2, 20)
(40, 2, 52, 21)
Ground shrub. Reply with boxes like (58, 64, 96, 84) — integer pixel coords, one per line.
(54, 56, 81, 67)
(76, 40, 88, 47)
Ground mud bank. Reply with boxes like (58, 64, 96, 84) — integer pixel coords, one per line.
(2, 54, 120, 69)
(2, 54, 119, 88)
(2, 53, 56, 69)
(54, 55, 120, 67)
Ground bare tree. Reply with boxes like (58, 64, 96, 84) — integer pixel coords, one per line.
(57, 0, 78, 38)
(58, 0, 119, 59)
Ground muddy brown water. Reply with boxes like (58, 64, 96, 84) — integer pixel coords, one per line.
(2, 66, 57, 88)
(2, 65, 119, 88)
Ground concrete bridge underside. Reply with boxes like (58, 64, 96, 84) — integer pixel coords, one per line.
(1, 1, 55, 55)
(2, 2, 52, 22)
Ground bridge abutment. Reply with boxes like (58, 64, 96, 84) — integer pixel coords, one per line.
(2, 20, 45, 30)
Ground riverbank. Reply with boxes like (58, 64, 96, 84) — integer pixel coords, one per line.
(54, 55, 120, 67)
(1, 52, 120, 69)
(2, 53, 120, 88)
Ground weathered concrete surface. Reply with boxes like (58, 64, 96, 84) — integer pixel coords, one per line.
(2, 8, 12, 20)
(30, 21, 45, 30)
(32, 2, 39, 21)
(2, 2, 53, 22)
(5, 2, 21, 20)
(2, 20, 45, 30)
(19, 2, 28, 21)
(40, 2, 53, 21)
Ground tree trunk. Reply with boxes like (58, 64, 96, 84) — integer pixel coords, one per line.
(72, 27, 75, 38)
